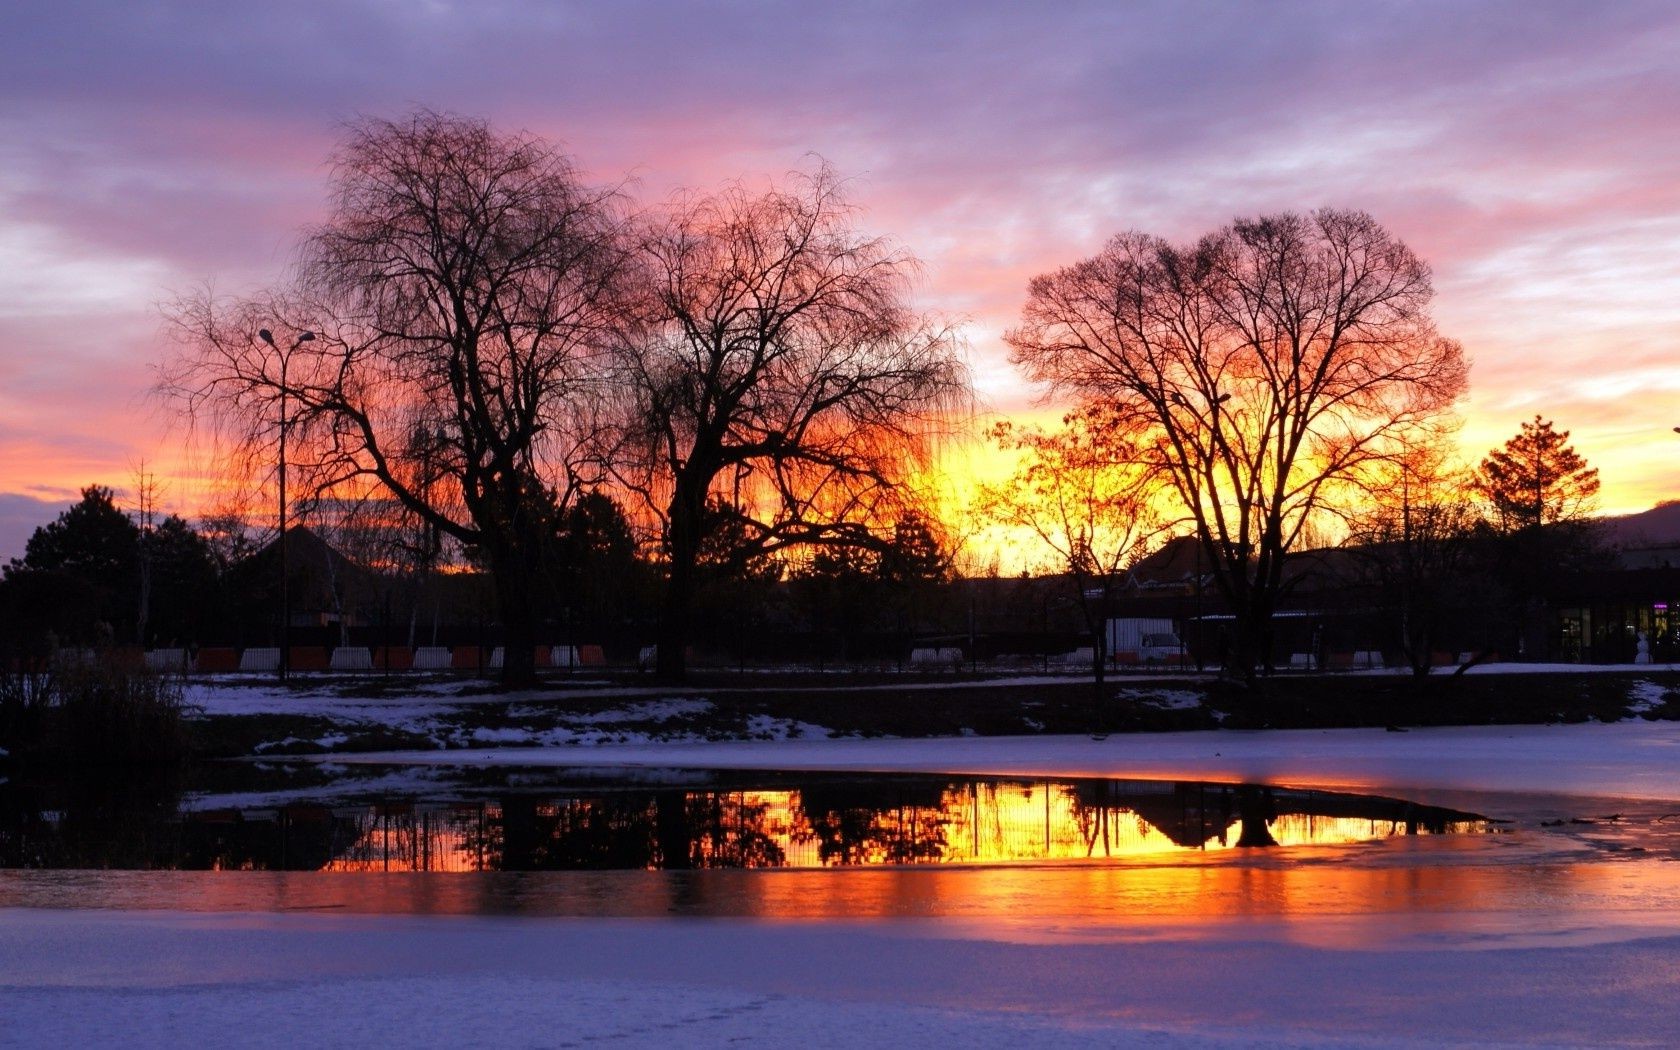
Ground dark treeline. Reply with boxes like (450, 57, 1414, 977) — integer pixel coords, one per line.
(0, 412, 1622, 677)
(4, 112, 1640, 684)
(0, 484, 967, 667)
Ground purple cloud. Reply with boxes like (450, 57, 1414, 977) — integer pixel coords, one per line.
(3, 0, 1680, 522)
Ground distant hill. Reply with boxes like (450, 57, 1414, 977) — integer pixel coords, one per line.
(1601, 502, 1680, 548)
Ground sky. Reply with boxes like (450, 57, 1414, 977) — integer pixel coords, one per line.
(3, 0, 1680, 562)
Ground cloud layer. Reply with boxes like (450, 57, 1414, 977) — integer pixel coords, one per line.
(4, 1, 1679, 554)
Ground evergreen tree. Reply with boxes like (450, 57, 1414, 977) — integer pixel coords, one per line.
(3, 486, 141, 643)
(1, 488, 221, 649)
(143, 515, 222, 646)
(546, 491, 649, 633)
(9, 486, 139, 583)
(1478, 415, 1600, 531)
(1475, 416, 1608, 660)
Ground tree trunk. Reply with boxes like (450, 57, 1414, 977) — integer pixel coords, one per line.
(656, 486, 704, 683)
(655, 552, 692, 682)
(1228, 591, 1273, 686)
(487, 538, 540, 687)
(1078, 589, 1107, 732)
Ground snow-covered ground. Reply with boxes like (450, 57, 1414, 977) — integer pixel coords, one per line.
(181, 665, 1679, 759)
(332, 719, 1680, 803)
(6, 721, 1680, 1046)
(4, 903, 1679, 1047)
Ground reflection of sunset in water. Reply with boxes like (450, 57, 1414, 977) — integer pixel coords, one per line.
(302, 780, 1488, 873)
(11, 850, 1680, 953)
(9, 768, 1680, 949)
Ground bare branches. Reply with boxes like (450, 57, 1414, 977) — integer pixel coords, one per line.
(623, 162, 971, 678)
(159, 112, 637, 683)
(1008, 208, 1467, 675)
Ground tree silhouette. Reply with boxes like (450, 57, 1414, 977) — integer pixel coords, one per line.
(1478, 415, 1599, 531)
(1008, 209, 1466, 679)
(622, 164, 968, 680)
(1347, 447, 1485, 675)
(4, 486, 140, 645)
(1476, 416, 1606, 660)
(163, 112, 636, 684)
(981, 405, 1166, 688)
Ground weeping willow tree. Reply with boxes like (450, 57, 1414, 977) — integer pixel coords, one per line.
(620, 165, 970, 680)
(162, 111, 636, 684)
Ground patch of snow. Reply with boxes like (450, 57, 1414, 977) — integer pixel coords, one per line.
(566, 698, 714, 724)
(742, 714, 826, 740)
(325, 720, 1680, 804)
(1119, 687, 1202, 709)
(467, 727, 537, 744)
(250, 737, 307, 754)
(1628, 679, 1672, 714)
(4, 910, 1680, 1048)
(1348, 660, 1680, 676)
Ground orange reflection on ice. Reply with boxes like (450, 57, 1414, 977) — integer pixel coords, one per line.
(290, 780, 1491, 874)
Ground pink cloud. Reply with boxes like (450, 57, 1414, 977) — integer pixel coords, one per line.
(3, 0, 1680, 543)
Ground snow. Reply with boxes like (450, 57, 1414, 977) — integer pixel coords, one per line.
(178, 667, 1680, 760)
(4, 908, 1679, 1048)
(327, 719, 1680, 803)
(1627, 678, 1673, 714)
(1118, 686, 1204, 709)
(185, 681, 836, 751)
(11, 678, 1679, 1045)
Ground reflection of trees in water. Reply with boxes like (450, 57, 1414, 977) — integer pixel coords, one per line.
(1068, 781, 1279, 852)
(683, 792, 786, 869)
(0, 773, 1495, 871)
(488, 795, 661, 870)
(1067, 780, 1481, 853)
(791, 781, 951, 865)
(1068, 780, 1227, 855)
(0, 769, 184, 869)
(462, 790, 788, 870)
(198, 805, 358, 870)
(328, 805, 491, 872)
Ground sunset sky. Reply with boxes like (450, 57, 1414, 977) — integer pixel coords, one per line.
(3, 1, 1679, 561)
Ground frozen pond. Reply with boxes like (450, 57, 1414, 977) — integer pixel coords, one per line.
(0, 765, 1498, 871)
(5, 759, 1679, 942)
(6, 723, 1680, 1047)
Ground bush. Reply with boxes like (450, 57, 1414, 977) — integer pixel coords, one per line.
(0, 668, 55, 756)
(0, 651, 193, 765)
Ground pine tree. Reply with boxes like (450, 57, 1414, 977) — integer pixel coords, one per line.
(1478, 416, 1600, 531)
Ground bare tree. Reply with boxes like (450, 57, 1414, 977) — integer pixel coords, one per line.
(1346, 446, 1485, 676)
(162, 112, 635, 683)
(1008, 209, 1466, 680)
(980, 405, 1166, 688)
(621, 165, 969, 680)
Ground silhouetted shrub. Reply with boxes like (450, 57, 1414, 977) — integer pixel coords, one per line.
(0, 651, 193, 765)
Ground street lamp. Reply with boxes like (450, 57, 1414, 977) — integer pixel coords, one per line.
(258, 327, 314, 682)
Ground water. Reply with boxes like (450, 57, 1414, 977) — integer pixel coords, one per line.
(9, 763, 1680, 935)
(0, 765, 1493, 872)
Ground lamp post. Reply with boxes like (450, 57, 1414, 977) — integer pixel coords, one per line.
(258, 327, 314, 683)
